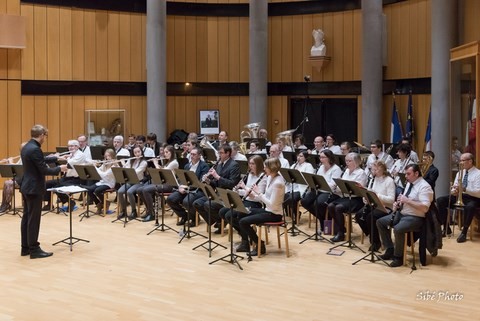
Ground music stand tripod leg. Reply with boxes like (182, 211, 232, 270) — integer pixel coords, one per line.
(209, 206, 243, 270)
(300, 191, 333, 244)
(192, 197, 226, 256)
(147, 189, 177, 235)
(178, 191, 207, 244)
(330, 213, 366, 253)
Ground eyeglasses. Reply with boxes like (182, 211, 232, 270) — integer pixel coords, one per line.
(460, 158, 472, 162)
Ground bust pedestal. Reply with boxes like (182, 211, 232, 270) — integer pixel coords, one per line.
(308, 56, 331, 72)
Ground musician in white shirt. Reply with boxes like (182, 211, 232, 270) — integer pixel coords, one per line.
(301, 150, 342, 233)
(390, 143, 415, 196)
(364, 140, 394, 176)
(283, 151, 315, 222)
(355, 160, 395, 252)
(324, 134, 342, 155)
(328, 152, 368, 242)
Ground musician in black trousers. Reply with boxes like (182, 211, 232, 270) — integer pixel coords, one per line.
(193, 144, 240, 233)
(166, 147, 209, 226)
(20, 125, 67, 259)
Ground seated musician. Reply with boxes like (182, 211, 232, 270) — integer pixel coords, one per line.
(364, 140, 394, 176)
(277, 136, 293, 152)
(113, 135, 131, 157)
(193, 144, 241, 234)
(268, 144, 290, 168)
(117, 146, 148, 220)
(237, 158, 285, 256)
(219, 155, 266, 240)
(421, 151, 439, 192)
(324, 134, 342, 155)
(44, 140, 87, 211)
(83, 149, 117, 214)
(328, 152, 368, 242)
(355, 160, 395, 252)
(248, 140, 265, 154)
(137, 145, 179, 222)
(0, 142, 27, 213)
(212, 131, 229, 150)
(401, 137, 419, 163)
(437, 153, 480, 242)
(301, 150, 342, 233)
(229, 141, 247, 161)
(389, 143, 415, 196)
(136, 135, 155, 157)
(377, 164, 433, 267)
(166, 147, 209, 227)
(294, 134, 308, 151)
(340, 141, 352, 155)
(309, 136, 325, 155)
(283, 151, 315, 222)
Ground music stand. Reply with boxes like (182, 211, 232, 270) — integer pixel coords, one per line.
(50, 186, 90, 251)
(306, 154, 320, 170)
(192, 184, 227, 256)
(334, 154, 346, 169)
(175, 169, 207, 243)
(282, 151, 296, 165)
(111, 167, 141, 227)
(209, 188, 247, 270)
(203, 148, 217, 163)
(330, 178, 366, 253)
(352, 190, 390, 266)
(90, 146, 106, 160)
(0, 164, 23, 218)
(279, 168, 308, 237)
(245, 153, 267, 161)
(299, 172, 333, 244)
(74, 165, 101, 221)
(236, 160, 249, 175)
(146, 168, 178, 235)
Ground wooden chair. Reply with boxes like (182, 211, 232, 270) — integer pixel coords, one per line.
(103, 188, 117, 216)
(256, 217, 290, 258)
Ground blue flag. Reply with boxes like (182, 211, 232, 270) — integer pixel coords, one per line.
(424, 106, 432, 151)
(406, 93, 414, 143)
(390, 100, 403, 143)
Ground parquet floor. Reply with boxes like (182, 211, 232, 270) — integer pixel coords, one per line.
(0, 197, 478, 321)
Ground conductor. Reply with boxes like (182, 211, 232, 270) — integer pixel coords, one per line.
(20, 125, 67, 259)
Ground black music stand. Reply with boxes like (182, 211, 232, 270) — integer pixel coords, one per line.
(203, 148, 217, 163)
(245, 153, 267, 161)
(299, 172, 333, 244)
(236, 160, 249, 175)
(282, 151, 296, 165)
(352, 190, 389, 266)
(279, 168, 308, 237)
(111, 167, 141, 227)
(209, 188, 247, 270)
(146, 168, 178, 235)
(330, 178, 366, 253)
(334, 154, 346, 169)
(193, 184, 227, 256)
(306, 154, 320, 170)
(0, 164, 23, 218)
(175, 169, 207, 243)
(50, 186, 90, 251)
(74, 165, 101, 221)
(90, 146, 106, 161)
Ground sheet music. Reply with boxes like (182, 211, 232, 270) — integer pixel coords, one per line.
(48, 185, 87, 194)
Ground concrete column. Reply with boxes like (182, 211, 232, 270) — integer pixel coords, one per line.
(431, 0, 457, 196)
(361, 0, 383, 145)
(249, 0, 268, 127)
(146, 0, 167, 142)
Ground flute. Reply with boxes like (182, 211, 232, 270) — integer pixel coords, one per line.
(94, 156, 137, 165)
(0, 155, 21, 164)
(242, 172, 266, 201)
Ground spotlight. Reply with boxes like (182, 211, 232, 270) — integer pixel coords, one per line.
(304, 75, 311, 82)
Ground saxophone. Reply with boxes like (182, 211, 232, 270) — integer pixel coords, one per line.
(454, 163, 464, 207)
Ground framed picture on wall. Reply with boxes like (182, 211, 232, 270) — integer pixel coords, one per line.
(200, 110, 220, 135)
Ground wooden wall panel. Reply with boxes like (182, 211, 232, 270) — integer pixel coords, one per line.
(332, 12, 344, 81)
(95, 12, 108, 81)
(0, 81, 7, 157)
(33, 5, 47, 79)
(4, 0, 21, 80)
(238, 17, 248, 82)
(0, 0, 9, 80)
(83, 10, 96, 80)
(119, 13, 131, 81)
(46, 7, 59, 80)
(217, 18, 229, 82)
(59, 8, 72, 80)
(71, 9, 85, 80)
(107, 12, 120, 81)
(228, 17, 240, 81)
(291, 15, 303, 81)
(207, 16, 219, 82)
(185, 16, 197, 81)
(281, 16, 293, 81)
(174, 16, 186, 82)
(130, 14, 143, 81)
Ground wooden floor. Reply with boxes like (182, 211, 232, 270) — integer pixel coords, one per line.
(0, 197, 479, 321)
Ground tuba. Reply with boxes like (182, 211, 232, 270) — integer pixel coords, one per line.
(240, 122, 261, 154)
(276, 129, 296, 151)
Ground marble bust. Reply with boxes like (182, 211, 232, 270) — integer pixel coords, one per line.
(311, 29, 326, 56)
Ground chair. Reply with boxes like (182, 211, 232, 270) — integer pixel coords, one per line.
(103, 188, 117, 216)
(449, 207, 480, 240)
(256, 217, 290, 258)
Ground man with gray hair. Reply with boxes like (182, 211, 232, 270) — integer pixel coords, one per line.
(113, 135, 130, 157)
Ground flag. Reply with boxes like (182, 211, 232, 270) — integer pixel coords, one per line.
(390, 99, 403, 143)
(465, 98, 477, 154)
(406, 93, 414, 146)
(424, 106, 432, 152)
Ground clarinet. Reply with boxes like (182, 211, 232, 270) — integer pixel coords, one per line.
(242, 172, 266, 201)
(202, 159, 220, 183)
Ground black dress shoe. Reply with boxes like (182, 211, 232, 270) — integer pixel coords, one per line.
(187, 220, 197, 227)
(142, 214, 154, 222)
(457, 233, 467, 243)
(250, 242, 266, 256)
(235, 241, 250, 252)
(213, 228, 222, 234)
(21, 248, 30, 256)
(213, 222, 220, 229)
(41, 204, 51, 211)
(330, 233, 345, 243)
(369, 243, 381, 252)
(128, 211, 137, 220)
(176, 218, 186, 226)
(30, 249, 53, 259)
(380, 248, 394, 260)
(389, 257, 403, 268)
